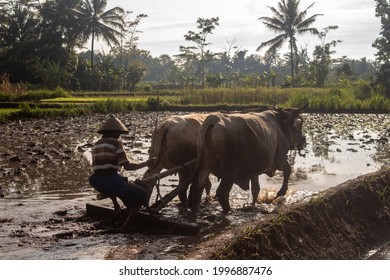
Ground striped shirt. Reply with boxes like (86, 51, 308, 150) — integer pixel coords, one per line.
(91, 137, 129, 172)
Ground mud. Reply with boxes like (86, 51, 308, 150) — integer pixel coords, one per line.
(0, 112, 389, 259)
(204, 168, 390, 260)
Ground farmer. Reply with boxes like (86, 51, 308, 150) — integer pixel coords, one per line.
(89, 115, 155, 231)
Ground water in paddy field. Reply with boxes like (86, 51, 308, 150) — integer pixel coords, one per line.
(0, 112, 389, 259)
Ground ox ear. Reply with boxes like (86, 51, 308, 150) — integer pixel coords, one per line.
(282, 103, 308, 124)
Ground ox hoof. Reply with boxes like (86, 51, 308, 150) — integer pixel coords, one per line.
(177, 200, 189, 208)
(190, 207, 199, 216)
(187, 212, 198, 223)
(276, 190, 287, 197)
(272, 196, 286, 206)
(222, 208, 232, 215)
(215, 216, 230, 229)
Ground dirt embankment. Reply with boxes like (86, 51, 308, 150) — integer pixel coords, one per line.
(187, 168, 390, 260)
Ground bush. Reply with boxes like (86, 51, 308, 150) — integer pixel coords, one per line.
(0, 73, 28, 100)
(0, 91, 12, 101)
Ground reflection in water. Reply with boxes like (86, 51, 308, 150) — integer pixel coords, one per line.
(283, 114, 389, 192)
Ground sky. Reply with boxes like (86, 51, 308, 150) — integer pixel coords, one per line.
(104, 0, 381, 60)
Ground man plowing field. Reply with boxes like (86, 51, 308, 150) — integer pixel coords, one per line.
(89, 115, 156, 231)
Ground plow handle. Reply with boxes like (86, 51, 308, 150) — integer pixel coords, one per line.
(140, 159, 196, 185)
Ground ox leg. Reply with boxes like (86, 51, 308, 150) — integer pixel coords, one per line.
(189, 169, 209, 213)
(143, 166, 163, 206)
(277, 160, 291, 197)
(216, 178, 234, 214)
(250, 176, 260, 205)
(204, 178, 212, 201)
(178, 170, 190, 205)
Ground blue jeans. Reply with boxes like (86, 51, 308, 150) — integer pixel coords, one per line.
(89, 173, 148, 209)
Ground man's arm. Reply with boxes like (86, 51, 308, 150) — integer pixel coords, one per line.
(122, 158, 156, 171)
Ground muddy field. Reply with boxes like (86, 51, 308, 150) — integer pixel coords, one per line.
(0, 112, 389, 259)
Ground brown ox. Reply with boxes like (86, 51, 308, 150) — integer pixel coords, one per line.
(190, 104, 309, 214)
(144, 114, 211, 204)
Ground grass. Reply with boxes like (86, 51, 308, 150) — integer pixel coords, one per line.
(177, 87, 293, 106)
(286, 88, 390, 111)
(0, 83, 389, 121)
(41, 96, 148, 103)
(0, 97, 168, 120)
(177, 86, 390, 111)
(0, 108, 20, 114)
(0, 108, 20, 122)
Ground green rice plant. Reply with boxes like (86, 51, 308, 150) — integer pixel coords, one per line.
(87, 97, 168, 113)
(42, 96, 149, 103)
(88, 98, 133, 113)
(0, 108, 20, 122)
(363, 93, 390, 110)
(146, 97, 160, 110)
(179, 87, 292, 106)
(286, 86, 390, 111)
(6, 102, 90, 119)
(18, 87, 69, 101)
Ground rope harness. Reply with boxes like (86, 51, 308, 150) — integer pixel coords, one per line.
(154, 177, 165, 206)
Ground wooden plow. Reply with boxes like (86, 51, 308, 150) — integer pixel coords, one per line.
(140, 159, 196, 213)
(86, 159, 200, 235)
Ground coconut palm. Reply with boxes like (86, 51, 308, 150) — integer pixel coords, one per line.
(0, 2, 41, 48)
(257, 0, 322, 86)
(39, 0, 83, 51)
(77, 0, 124, 68)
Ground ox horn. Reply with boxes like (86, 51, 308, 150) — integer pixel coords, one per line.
(297, 102, 309, 113)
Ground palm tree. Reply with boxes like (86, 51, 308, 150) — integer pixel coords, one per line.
(0, 2, 41, 48)
(39, 0, 83, 51)
(257, 0, 322, 86)
(77, 0, 124, 69)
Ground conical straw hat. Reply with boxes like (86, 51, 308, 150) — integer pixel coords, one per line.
(98, 115, 129, 134)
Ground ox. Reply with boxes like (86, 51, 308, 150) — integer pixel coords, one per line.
(190, 103, 309, 214)
(144, 113, 211, 204)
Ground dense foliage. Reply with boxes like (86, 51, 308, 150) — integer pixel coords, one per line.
(0, 0, 388, 104)
(0, 1, 382, 91)
(373, 0, 390, 97)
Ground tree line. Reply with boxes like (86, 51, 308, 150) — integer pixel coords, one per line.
(0, 0, 389, 97)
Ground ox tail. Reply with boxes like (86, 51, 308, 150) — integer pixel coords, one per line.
(143, 123, 169, 178)
(191, 114, 220, 213)
(195, 114, 221, 170)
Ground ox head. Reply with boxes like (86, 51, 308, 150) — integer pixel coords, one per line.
(280, 103, 309, 151)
